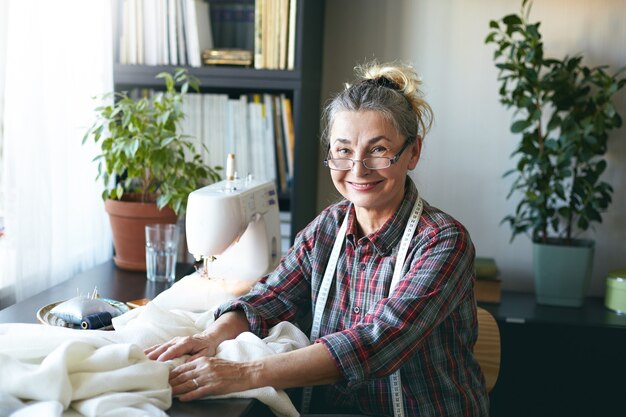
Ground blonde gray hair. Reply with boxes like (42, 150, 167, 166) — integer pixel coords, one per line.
(321, 61, 433, 148)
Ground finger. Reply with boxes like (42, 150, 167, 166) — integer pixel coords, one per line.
(144, 342, 170, 358)
(157, 341, 196, 362)
(187, 348, 211, 362)
(171, 375, 200, 397)
(143, 344, 163, 357)
(170, 360, 200, 381)
(178, 384, 211, 401)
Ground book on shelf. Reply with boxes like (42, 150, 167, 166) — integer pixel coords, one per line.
(117, 0, 207, 67)
(202, 48, 252, 66)
(280, 95, 295, 177)
(254, 0, 263, 69)
(474, 256, 501, 303)
(195, 0, 214, 53)
(474, 278, 502, 304)
(253, 0, 297, 69)
(475, 256, 498, 280)
(271, 95, 289, 193)
(287, 0, 297, 69)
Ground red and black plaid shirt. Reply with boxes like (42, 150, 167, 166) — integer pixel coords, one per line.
(216, 179, 488, 416)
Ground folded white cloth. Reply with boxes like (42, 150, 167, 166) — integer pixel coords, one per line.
(0, 272, 311, 417)
(0, 334, 170, 417)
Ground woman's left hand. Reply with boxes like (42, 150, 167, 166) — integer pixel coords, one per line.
(169, 356, 261, 401)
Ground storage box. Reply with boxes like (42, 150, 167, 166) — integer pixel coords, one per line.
(605, 269, 626, 314)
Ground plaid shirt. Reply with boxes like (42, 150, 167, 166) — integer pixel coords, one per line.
(215, 179, 488, 417)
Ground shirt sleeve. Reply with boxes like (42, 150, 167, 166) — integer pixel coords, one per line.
(318, 219, 476, 389)
(213, 215, 319, 338)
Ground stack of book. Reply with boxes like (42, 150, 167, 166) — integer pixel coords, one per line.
(176, 91, 295, 194)
(116, 0, 299, 70)
(117, 0, 212, 67)
(254, 0, 297, 70)
(474, 257, 502, 304)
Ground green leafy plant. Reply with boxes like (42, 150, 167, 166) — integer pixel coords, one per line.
(83, 68, 221, 215)
(485, 0, 626, 244)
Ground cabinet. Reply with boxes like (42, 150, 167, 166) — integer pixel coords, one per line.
(480, 292, 626, 417)
(112, 0, 325, 242)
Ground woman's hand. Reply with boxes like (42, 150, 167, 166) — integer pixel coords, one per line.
(169, 357, 261, 401)
(144, 332, 218, 362)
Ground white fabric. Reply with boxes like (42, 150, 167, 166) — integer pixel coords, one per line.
(0, 329, 170, 417)
(0, 273, 310, 417)
(148, 271, 242, 312)
(0, 0, 113, 302)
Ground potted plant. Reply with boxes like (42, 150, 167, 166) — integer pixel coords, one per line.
(485, 0, 626, 306)
(84, 69, 221, 271)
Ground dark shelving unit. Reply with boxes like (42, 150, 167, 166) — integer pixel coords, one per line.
(113, 0, 325, 242)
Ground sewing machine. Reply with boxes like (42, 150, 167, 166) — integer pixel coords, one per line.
(186, 178, 281, 286)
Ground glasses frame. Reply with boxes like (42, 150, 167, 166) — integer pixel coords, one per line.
(323, 139, 413, 171)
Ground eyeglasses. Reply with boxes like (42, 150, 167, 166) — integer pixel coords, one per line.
(324, 140, 412, 171)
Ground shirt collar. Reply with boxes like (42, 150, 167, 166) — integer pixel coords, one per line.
(345, 178, 418, 256)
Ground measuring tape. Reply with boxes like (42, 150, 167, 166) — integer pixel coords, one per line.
(301, 196, 423, 417)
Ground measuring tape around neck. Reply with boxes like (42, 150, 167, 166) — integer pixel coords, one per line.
(301, 196, 423, 416)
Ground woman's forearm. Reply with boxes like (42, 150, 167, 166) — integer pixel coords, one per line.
(203, 310, 250, 345)
(251, 342, 342, 389)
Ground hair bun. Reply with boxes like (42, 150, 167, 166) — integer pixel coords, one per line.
(364, 76, 401, 91)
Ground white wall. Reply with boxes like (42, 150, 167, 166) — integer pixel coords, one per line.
(317, 0, 626, 295)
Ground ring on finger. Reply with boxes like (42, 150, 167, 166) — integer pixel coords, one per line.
(192, 378, 199, 388)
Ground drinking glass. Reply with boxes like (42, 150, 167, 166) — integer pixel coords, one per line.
(145, 224, 179, 282)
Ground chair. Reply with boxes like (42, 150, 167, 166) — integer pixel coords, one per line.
(474, 306, 501, 392)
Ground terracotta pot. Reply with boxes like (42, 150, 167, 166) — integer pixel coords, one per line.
(104, 199, 178, 271)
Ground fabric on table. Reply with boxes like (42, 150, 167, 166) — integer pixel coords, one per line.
(147, 271, 245, 312)
(112, 293, 309, 417)
(0, 333, 170, 417)
(0, 272, 310, 417)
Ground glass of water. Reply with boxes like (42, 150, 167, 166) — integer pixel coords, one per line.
(145, 224, 179, 282)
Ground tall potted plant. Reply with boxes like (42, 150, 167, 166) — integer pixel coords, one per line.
(485, 0, 626, 306)
(84, 69, 221, 271)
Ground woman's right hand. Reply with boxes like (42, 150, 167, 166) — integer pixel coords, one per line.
(144, 332, 219, 362)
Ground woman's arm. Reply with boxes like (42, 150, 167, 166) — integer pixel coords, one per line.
(169, 342, 341, 400)
(144, 310, 250, 362)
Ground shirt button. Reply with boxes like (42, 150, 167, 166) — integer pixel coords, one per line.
(353, 306, 360, 314)
(359, 263, 366, 270)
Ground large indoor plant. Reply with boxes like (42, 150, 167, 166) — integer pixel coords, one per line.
(485, 0, 626, 306)
(84, 69, 220, 270)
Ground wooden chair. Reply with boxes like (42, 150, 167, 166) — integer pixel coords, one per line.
(474, 306, 501, 392)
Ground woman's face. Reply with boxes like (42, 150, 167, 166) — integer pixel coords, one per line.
(328, 110, 420, 223)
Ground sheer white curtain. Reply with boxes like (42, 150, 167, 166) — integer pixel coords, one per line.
(0, 0, 114, 304)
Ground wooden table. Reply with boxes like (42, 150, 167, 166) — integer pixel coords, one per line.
(0, 260, 273, 417)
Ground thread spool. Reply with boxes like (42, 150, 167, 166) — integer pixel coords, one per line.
(81, 311, 113, 329)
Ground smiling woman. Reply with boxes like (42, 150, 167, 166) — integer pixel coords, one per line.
(0, 0, 114, 304)
(145, 60, 487, 417)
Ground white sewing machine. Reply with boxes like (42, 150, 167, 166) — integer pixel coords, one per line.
(186, 178, 281, 285)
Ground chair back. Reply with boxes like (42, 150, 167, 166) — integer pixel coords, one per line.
(474, 307, 501, 392)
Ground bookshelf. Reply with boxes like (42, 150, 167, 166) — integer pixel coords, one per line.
(112, 0, 325, 243)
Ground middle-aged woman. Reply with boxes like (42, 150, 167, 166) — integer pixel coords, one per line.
(146, 60, 488, 417)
